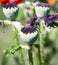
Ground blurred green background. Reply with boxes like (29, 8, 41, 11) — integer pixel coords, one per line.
(0, 0, 58, 65)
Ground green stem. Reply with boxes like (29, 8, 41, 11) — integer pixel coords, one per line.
(19, 50, 25, 65)
(39, 20, 45, 65)
(32, 46, 40, 65)
(28, 45, 33, 65)
(13, 27, 25, 65)
(2, 21, 5, 33)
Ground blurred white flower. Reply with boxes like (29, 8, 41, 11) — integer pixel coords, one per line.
(12, 22, 23, 33)
(18, 3, 24, 8)
(24, 1, 31, 7)
(24, 6, 34, 18)
(1, 20, 23, 33)
(24, 1, 34, 19)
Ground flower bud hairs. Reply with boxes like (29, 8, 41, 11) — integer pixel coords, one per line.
(3, 2, 19, 20)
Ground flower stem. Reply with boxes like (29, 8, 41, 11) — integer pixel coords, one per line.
(2, 21, 5, 33)
(19, 50, 25, 65)
(39, 20, 45, 65)
(13, 27, 25, 65)
(28, 45, 33, 65)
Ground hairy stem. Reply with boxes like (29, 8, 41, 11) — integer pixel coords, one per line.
(39, 20, 45, 65)
(28, 45, 33, 65)
(13, 27, 25, 65)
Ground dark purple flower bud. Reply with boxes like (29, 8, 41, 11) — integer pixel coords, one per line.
(35, 17, 40, 23)
(28, 17, 37, 25)
(21, 25, 37, 34)
(44, 14, 58, 25)
(28, 17, 40, 26)
(20, 25, 38, 43)
(36, 3, 50, 7)
(3, 3, 17, 9)
(35, 3, 50, 18)
(3, 2, 18, 19)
